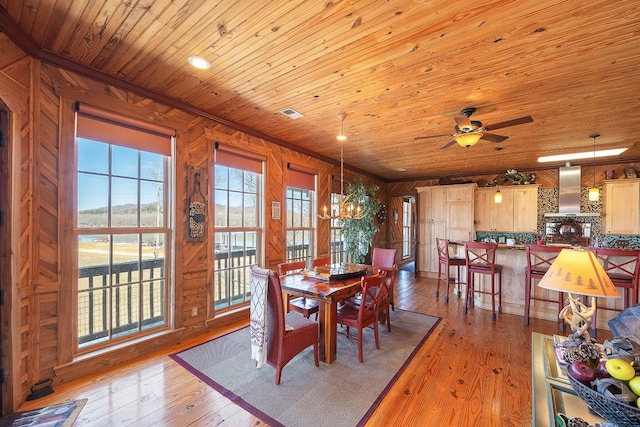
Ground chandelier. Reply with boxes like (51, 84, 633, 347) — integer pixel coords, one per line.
(318, 114, 365, 220)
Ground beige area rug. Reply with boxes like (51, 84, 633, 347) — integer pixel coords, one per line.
(171, 310, 440, 427)
(0, 399, 87, 427)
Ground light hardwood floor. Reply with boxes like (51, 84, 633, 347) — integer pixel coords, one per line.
(17, 267, 612, 426)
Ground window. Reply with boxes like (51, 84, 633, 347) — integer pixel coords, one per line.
(286, 164, 317, 264)
(213, 144, 264, 310)
(330, 177, 345, 263)
(75, 104, 173, 350)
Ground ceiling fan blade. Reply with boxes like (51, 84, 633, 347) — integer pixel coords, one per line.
(439, 140, 456, 149)
(454, 116, 472, 131)
(484, 115, 533, 131)
(414, 133, 451, 140)
(481, 133, 509, 143)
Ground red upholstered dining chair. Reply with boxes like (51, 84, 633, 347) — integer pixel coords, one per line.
(371, 247, 398, 311)
(378, 268, 395, 331)
(436, 238, 466, 303)
(524, 244, 565, 327)
(312, 256, 330, 268)
(250, 266, 319, 385)
(336, 272, 387, 363)
(278, 260, 320, 319)
(464, 242, 503, 320)
(344, 266, 394, 332)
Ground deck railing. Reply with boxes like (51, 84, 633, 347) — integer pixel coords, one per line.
(78, 258, 165, 346)
(79, 242, 346, 344)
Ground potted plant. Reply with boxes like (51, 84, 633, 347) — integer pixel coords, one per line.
(340, 179, 381, 264)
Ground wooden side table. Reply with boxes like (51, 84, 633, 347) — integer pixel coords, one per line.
(531, 333, 607, 426)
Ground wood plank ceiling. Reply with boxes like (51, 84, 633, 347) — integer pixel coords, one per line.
(2, 0, 639, 181)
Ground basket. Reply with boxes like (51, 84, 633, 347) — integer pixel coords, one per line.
(566, 370, 640, 427)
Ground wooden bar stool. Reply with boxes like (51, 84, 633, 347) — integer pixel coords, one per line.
(590, 247, 640, 336)
(463, 242, 502, 320)
(524, 244, 565, 328)
(436, 238, 466, 303)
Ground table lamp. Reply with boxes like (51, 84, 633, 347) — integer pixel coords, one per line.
(537, 248, 619, 343)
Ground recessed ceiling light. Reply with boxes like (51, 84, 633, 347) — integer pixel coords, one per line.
(537, 148, 628, 163)
(397, 168, 406, 172)
(187, 55, 211, 69)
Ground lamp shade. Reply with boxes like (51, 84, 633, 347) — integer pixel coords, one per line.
(537, 248, 619, 298)
(454, 132, 482, 147)
(589, 186, 600, 201)
(494, 189, 502, 203)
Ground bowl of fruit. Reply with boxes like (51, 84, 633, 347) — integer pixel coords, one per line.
(566, 337, 640, 427)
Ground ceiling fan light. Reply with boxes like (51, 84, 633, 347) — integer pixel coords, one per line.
(454, 132, 482, 148)
(589, 186, 600, 201)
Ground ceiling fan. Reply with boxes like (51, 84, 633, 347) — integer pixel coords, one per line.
(414, 107, 533, 149)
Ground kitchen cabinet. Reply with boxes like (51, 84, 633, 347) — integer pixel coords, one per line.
(417, 186, 446, 273)
(474, 187, 514, 231)
(603, 179, 640, 235)
(446, 185, 476, 242)
(417, 184, 475, 274)
(513, 185, 539, 232)
(474, 185, 539, 232)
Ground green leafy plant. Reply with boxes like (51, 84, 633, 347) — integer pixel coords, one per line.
(339, 179, 381, 264)
(503, 169, 532, 185)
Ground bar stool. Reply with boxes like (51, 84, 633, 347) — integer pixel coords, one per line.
(590, 247, 640, 336)
(464, 242, 502, 320)
(436, 238, 466, 303)
(524, 244, 565, 328)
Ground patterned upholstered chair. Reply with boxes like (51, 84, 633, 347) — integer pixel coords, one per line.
(250, 266, 319, 384)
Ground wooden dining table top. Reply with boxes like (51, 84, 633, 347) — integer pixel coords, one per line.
(280, 263, 370, 301)
(280, 273, 362, 301)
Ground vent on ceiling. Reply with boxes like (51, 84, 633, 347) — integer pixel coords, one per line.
(280, 107, 304, 119)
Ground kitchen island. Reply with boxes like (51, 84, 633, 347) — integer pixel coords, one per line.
(451, 244, 626, 329)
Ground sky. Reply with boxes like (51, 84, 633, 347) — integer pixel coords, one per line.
(77, 138, 164, 212)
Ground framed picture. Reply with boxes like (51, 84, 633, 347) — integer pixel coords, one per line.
(271, 201, 281, 220)
(498, 236, 506, 244)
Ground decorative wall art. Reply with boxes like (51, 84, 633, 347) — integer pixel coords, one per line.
(624, 167, 637, 179)
(186, 165, 207, 242)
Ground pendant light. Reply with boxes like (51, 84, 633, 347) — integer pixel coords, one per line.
(588, 134, 600, 201)
(336, 113, 347, 141)
(319, 114, 365, 220)
(494, 147, 503, 203)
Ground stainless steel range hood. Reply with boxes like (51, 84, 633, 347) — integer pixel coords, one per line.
(543, 164, 600, 217)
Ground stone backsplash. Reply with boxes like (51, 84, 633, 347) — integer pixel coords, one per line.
(475, 186, 640, 249)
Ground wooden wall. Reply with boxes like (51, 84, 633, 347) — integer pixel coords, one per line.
(0, 34, 386, 409)
(3, 28, 637, 410)
(0, 32, 32, 413)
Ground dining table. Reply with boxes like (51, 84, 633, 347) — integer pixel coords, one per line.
(280, 263, 369, 364)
